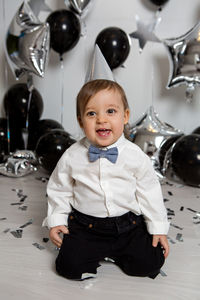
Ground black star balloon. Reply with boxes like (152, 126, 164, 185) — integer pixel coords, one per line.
(163, 22, 200, 101)
(130, 15, 161, 52)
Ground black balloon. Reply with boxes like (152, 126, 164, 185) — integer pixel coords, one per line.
(95, 27, 130, 69)
(171, 134, 200, 187)
(0, 117, 24, 154)
(192, 127, 200, 135)
(149, 0, 169, 6)
(35, 129, 76, 173)
(3, 83, 43, 130)
(46, 9, 81, 56)
(28, 119, 64, 150)
(159, 135, 183, 171)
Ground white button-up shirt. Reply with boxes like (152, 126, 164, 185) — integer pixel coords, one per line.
(42, 134, 169, 235)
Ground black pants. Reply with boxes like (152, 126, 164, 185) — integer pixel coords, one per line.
(56, 209, 165, 280)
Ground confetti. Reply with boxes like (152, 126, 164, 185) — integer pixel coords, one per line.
(187, 208, 198, 213)
(160, 269, 167, 277)
(168, 191, 173, 196)
(3, 228, 10, 233)
(19, 219, 33, 228)
(180, 206, 184, 211)
(42, 237, 49, 243)
(10, 229, 23, 238)
(176, 233, 183, 242)
(167, 236, 176, 244)
(170, 223, 183, 230)
(18, 206, 28, 211)
(32, 242, 45, 250)
(0, 217, 7, 221)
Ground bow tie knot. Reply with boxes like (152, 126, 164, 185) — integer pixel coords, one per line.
(88, 145, 118, 163)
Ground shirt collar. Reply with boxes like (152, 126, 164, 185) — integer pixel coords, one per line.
(82, 134, 126, 150)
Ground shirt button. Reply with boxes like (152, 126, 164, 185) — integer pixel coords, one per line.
(69, 215, 74, 220)
(88, 224, 93, 228)
(132, 220, 136, 224)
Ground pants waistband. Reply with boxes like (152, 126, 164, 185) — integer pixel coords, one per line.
(70, 208, 144, 231)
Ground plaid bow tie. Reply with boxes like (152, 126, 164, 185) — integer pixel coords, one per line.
(88, 145, 118, 163)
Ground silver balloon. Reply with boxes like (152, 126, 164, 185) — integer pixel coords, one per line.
(130, 106, 183, 172)
(0, 150, 38, 178)
(130, 14, 161, 52)
(163, 22, 200, 101)
(66, 0, 94, 17)
(5, 2, 50, 79)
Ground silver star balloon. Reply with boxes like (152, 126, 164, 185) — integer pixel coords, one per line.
(64, 0, 94, 18)
(130, 106, 183, 173)
(163, 22, 200, 102)
(0, 150, 38, 178)
(130, 14, 161, 52)
(5, 2, 50, 79)
(27, 0, 51, 17)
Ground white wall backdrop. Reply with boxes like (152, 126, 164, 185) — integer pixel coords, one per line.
(1, 0, 200, 139)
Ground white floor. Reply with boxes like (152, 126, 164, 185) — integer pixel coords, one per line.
(0, 168, 200, 300)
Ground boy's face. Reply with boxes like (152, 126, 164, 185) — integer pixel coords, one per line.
(78, 88, 130, 147)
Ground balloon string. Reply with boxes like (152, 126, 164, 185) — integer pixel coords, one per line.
(60, 56, 64, 126)
(2, 0, 10, 154)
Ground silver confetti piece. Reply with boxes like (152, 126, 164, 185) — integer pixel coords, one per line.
(176, 233, 183, 242)
(32, 242, 45, 250)
(160, 269, 167, 277)
(10, 229, 23, 238)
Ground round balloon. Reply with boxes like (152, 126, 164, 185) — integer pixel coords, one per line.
(192, 127, 200, 135)
(46, 9, 81, 56)
(95, 27, 131, 69)
(35, 129, 76, 173)
(3, 83, 43, 130)
(149, 0, 169, 6)
(171, 134, 200, 187)
(28, 119, 64, 150)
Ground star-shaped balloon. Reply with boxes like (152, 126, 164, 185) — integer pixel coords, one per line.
(163, 22, 200, 101)
(130, 14, 161, 52)
(5, 2, 50, 79)
(27, 0, 51, 17)
(130, 106, 183, 172)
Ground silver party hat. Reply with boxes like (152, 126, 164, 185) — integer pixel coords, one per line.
(85, 44, 115, 82)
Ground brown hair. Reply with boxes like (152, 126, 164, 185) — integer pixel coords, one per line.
(76, 79, 130, 139)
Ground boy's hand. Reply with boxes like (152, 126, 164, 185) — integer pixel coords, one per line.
(49, 225, 69, 248)
(152, 235, 169, 258)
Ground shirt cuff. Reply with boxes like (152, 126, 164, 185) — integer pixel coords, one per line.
(42, 213, 69, 229)
(146, 220, 170, 235)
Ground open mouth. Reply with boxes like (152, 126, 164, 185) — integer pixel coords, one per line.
(96, 129, 111, 137)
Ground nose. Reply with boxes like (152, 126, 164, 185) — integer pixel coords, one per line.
(96, 112, 107, 123)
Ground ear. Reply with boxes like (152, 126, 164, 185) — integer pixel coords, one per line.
(77, 116, 83, 128)
(124, 109, 130, 125)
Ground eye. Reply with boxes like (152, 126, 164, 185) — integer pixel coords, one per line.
(107, 108, 116, 114)
(86, 111, 96, 117)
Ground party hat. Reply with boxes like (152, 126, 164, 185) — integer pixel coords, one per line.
(85, 44, 115, 82)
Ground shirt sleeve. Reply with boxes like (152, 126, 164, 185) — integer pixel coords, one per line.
(42, 152, 74, 229)
(135, 153, 170, 235)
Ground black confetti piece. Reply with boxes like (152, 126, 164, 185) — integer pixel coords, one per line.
(43, 237, 49, 243)
(164, 198, 169, 202)
(168, 191, 173, 196)
(170, 223, 183, 230)
(3, 228, 10, 233)
(18, 206, 28, 211)
(0, 217, 7, 221)
(10, 202, 22, 206)
(180, 206, 184, 211)
(19, 219, 33, 228)
(187, 208, 198, 213)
